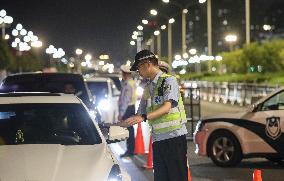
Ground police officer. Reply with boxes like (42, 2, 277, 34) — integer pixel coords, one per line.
(118, 65, 137, 157)
(124, 50, 188, 181)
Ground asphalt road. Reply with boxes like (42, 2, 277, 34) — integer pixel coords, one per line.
(110, 101, 284, 181)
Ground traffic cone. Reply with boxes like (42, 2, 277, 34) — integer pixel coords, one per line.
(188, 167, 191, 181)
(143, 135, 153, 169)
(134, 122, 145, 154)
(253, 169, 262, 181)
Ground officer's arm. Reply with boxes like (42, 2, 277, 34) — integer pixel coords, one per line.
(147, 101, 171, 121)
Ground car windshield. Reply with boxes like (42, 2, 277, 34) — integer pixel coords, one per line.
(87, 82, 108, 101)
(0, 103, 102, 145)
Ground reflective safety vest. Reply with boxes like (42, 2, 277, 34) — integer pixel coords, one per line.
(145, 73, 187, 134)
(128, 79, 137, 105)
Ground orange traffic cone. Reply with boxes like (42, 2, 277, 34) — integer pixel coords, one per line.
(144, 135, 153, 169)
(134, 122, 145, 154)
(188, 167, 191, 181)
(253, 169, 262, 181)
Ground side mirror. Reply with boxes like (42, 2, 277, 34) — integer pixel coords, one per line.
(107, 126, 129, 144)
(248, 104, 257, 112)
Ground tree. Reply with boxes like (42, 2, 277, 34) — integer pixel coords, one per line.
(220, 49, 244, 73)
(16, 50, 44, 72)
(0, 39, 15, 70)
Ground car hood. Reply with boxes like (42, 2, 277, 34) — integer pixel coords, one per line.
(202, 111, 248, 121)
(0, 143, 115, 181)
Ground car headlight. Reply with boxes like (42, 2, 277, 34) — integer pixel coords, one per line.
(98, 99, 110, 111)
(107, 164, 122, 181)
(136, 86, 144, 97)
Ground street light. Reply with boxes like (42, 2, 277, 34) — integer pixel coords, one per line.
(174, 54, 181, 60)
(30, 40, 43, 48)
(168, 18, 175, 24)
(75, 48, 83, 73)
(142, 19, 148, 25)
(147, 9, 175, 70)
(16, 23, 23, 31)
(161, 25, 167, 30)
(46, 45, 57, 67)
(154, 30, 160, 36)
(130, 40, 136, 46)
(183, 53, 189, 59)
(132, 34, 137, 40)
(85, 54, 92, 61)
(225, 34, 237, 51)
(150, 9, 158, 16)
(263, 24, 272, 31)
(154, 30, 161, 58)
(199, 0, 206, 3)
(137, 25, 143, 31)
(0, 9, 13, 39)
(189, 48, 197, 55)
(161, 0, 192, 54)
(75, 48, 83, 55)
(4, 34, 9, 40)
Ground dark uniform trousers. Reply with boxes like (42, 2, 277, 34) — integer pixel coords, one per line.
(153, 135, 188, 181)
(122, 105, 136, 154)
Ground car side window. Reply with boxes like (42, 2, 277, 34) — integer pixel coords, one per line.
(261, 91, 284, 111)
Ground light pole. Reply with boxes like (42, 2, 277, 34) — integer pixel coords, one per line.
(154, 30, 161, 58)
(168, 18, 175, 71)
(161, 1, 189, 55)
(225, 34, 237, 51)
(75, 48, 83, 73)
(45, 45, 57, 67)
(199, 0, 212, 71)
(137, 25, 143, 52)
(162, 0, 188, 54)
(0, 9, 13, 39)
(150, 9, 175, 71)
(245, 0, 250, 44)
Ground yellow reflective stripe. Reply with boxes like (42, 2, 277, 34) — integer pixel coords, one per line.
(153, 112, 181, 124)
(154, 125, 183, 134)
(152, 119, 182, 130)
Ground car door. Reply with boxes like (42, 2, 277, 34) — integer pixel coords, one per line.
(245, 90, 284, 154)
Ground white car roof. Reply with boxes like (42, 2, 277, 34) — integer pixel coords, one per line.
(86, 77, 111, 82)
(0, 93, 81, 104)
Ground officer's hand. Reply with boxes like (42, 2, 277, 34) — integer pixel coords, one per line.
(115, 121, 129, 127)
(125, 115, 143, 126)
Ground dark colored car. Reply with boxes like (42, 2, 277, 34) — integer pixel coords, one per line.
(0, 73, 95, 111)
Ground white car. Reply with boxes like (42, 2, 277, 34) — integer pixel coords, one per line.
(86, 77, 120, 124)
(194, 88, 284, 167)
(0, 93, 130, 181)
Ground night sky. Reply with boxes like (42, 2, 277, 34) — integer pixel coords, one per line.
(2, 0, 155, 65)
(2, 0, 283, 66)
